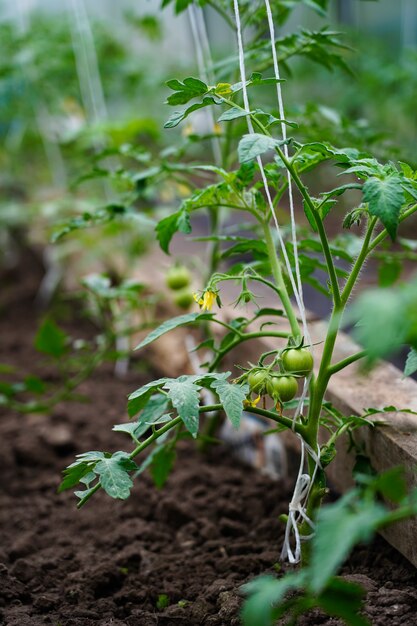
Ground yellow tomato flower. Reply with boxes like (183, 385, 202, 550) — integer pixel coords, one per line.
(244, 394, 261, 408)
(201, 290, 216, 311)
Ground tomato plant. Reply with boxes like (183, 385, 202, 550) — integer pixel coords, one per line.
(59, 1, 417, 624)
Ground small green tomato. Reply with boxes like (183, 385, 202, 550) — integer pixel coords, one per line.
(282, 348, 314, 376)
(266, 376, 298, 402)
(173, 289, 194, 310)
(166, 266, 191, 291)
(247, 370, 268, 394)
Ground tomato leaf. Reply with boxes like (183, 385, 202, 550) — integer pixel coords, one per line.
(164, 377, 201, 437)
(35, 319, 68, 358)
(404, 348, 417, 377)
(166, 76, 208, 105)
(165, 95, 222, 128)
(135, 312, 214, 351)
(310, 491, 386, 593)
(362, 174, 404, 240)
(211, 380, 249, 428)
(238, 134, 288, 164)
(94, 452, 137, 500)
(156, 207, 191, 253)
(150, 446, 176, 488)
(127, 378, 170, 418)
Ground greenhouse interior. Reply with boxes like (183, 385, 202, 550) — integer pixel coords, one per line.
(1, 1, 417, 625)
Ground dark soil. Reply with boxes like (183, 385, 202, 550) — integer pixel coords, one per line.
(1, 254, 417, 626)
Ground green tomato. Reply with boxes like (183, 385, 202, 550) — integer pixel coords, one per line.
(173, 289, 194, 310)
(166, 266, 191, 291)
(282, 348, 314, 376)
(266, 376, 298, 402)
(247, 370, 268, 394)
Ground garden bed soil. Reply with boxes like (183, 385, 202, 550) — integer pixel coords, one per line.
(1, 256, 417, 626)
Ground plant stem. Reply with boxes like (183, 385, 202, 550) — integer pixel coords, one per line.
(328, 350, 367, 376)
(341, 217, 377, 305)
(367, 203, 417, 253)
(76, 401, 301, 509)
(274, 146, 341, 306)
(205, 0, 236, 31)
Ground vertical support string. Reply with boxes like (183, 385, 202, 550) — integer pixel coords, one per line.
(232, 0, 319, 564)
(232, 0, 305, 323)
(188, 5, 222, 165)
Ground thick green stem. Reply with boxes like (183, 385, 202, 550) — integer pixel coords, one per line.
(341, 217, 377, 305)
(274, 146, 341, 307)
(328, 350, 367, 376)
(263, 221, 301, 340)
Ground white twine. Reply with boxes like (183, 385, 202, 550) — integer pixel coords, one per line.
(187, 5, 222, 165)
(67, 0, 107, 125)
(232, 0, 320, 563)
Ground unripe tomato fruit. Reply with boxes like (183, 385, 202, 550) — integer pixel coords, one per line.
(173, 289, 194, 310)
(282, 348, 313, 376)
(266, 376, 298, 402)
(247, 370, 268, 394)
(166, 266, 191, 291)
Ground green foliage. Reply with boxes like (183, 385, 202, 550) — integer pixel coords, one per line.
(134, 313, 214, 350)
(55, 8, 417, 626)
(34, 319, 68, 358)
(163, 377, 202, 437)
(404, 348, 417, 378)
(94, 453, 137, 500)
(211, 379, 249, 428)
(150, 446, 177, 488)
(349, 277, 417, 363)
(363, 175, 404, 241)
(242, 469, 417, 625)
(238, 134, 287, 164)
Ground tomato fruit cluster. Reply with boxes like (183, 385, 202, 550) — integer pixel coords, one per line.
(247, 369, 298, 403)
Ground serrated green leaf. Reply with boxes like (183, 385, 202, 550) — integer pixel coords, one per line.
(59, 462, 95, 493)
(135, 313, 213, 350)
(166, 76, 208, 105)
(35, 319, 68, 358)
(404, 348, 417, 377)
(127, 378, 170, 418)
(139, 394, 170, 423)
(363, 175, 404, 240)
(238, 134, 284, 164)
(211, 380, 248, 428)
(164, 377, 201, 437)
(220, 239, 268, 260)
(156, 207, 191, 254)
(94, 453, 137, 500)
(218, 107, 249, 122)
(165, 95, 222, 128)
